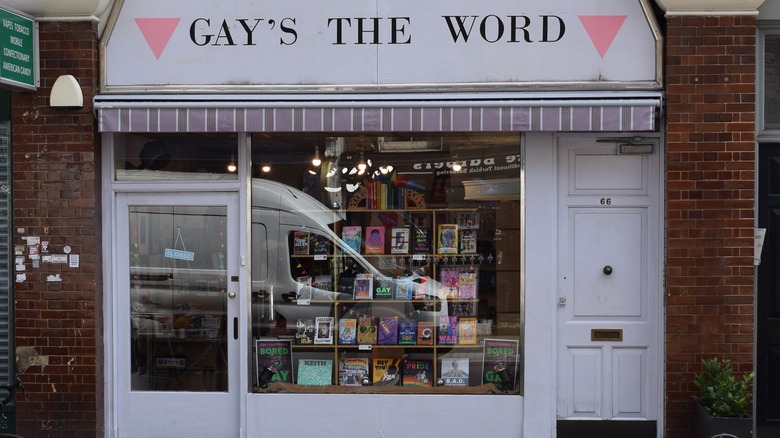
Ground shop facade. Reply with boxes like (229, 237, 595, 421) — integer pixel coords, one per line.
(0, 0, 774, 437)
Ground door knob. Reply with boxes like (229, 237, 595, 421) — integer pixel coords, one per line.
(228, 291, 237, 299)
(558, 296, 567, 305)
(603, 265, 613, 275)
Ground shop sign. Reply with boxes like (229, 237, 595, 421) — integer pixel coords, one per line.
(0, 5, 37, 90)
(104, 0, 661, 91)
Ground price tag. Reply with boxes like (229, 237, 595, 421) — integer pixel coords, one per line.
(358, 344, 373, 351)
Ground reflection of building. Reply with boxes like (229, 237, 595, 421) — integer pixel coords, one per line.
(2, 1, 777, 438)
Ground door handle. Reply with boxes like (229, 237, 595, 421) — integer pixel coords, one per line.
(233, 317, 238, 340)
(558, 296, 566, 305)
(603, 265, 613, 275)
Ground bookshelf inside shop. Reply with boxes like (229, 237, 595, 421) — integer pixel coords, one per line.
(253, 185, 521, 394)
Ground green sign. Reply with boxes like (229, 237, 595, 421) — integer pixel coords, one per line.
(0, 6, 36, 90)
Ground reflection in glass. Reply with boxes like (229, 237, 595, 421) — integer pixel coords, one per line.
(250, 134, 523, 394)
(765, 35, 780, 130)
(129, 205, 228, 392)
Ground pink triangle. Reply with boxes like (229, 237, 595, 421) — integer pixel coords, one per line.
(579, 15, 627, 58)
(135, 18, 181, 60)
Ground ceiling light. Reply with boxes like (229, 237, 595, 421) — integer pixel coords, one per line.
(312, 146, 322, 167)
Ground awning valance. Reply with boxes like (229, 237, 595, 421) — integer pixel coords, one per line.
(94, 93, 662, 134)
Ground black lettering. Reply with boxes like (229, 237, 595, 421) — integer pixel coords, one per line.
(479, 15, 504, 43)
(236, 19, 262, 46)
(389, 17, 411, 44)
(356, 17, 380, 45)
(214, 20, 236, 46)
(328, 18, 351, 45)
(508, 15, 532, 43)
(442, 16, 478, 42)
(541, 15, 565, 42)
(280, 18, 298, 45)
(190, 18, 212, 46)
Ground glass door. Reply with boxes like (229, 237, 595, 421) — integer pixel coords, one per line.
(115, 192, 241, 436)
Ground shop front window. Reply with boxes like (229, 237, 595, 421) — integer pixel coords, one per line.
(250, 134, 523, 394)
(114, 133, 238, 181)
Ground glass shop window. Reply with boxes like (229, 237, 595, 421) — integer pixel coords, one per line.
(113, 133, 238, 181)
(250, 134, 524, 395)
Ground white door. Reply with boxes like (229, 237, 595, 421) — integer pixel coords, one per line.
(556, 137, 660, 423)
(115, 192, 241, 437)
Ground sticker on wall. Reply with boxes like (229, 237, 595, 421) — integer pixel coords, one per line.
(14, 245, 24, 255)
(28, 244, 39, 260)
(51, 254, 67, 264)
(15, 273, 25, 283)
(69, 254, 79, 268)
(41, 241, 49, 253)
(26, 236, 40, 246)
(46, 274, 62, 282)
(42, 255, 51, 263)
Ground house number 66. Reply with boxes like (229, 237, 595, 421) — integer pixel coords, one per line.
(600, 197, 612, 205)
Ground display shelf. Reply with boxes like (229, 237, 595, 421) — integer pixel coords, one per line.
(255, 199, 513, 392)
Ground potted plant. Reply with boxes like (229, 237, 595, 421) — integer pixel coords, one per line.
(693, 357, 754, 438)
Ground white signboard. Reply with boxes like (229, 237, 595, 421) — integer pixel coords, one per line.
(103, 0, 660, 91)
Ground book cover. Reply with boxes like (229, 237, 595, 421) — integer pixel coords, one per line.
(353, 273, 373, 299)
(437, 224, 458, 254)
(372, 358, 402, 386)
(459, 229, 477, 254)
(313, 274, 334, 300)
(398, 318, 417, 345)
(403, 359, 433, 387)
(412, 276, 433, 300)
(440, 358, 470, 386)
(373, 274, 395, 300)
(338, 358, 369, 386)
(341, 226, 362, 253)
(413, 227, 432, 254)
(390, 227, 410, 254)
(438, 269, 460, 299)
(296, 276, 312, 302)
(456, 212, 480, 229)
(294, 319, 315, 345)
(451, 301, 477, 318)
(437, 315, 458, 345)
(482, 338, 520, 391)
(255, 340, 293, 385)
(364, 226, 386, 254)
(293, 231, 310, 255)
(338, 318, 357, 345)
(377, 316, 399, 345)
(338, 274, 355, 297)
(296, 358, 333, 386)
(314, 316, 334, 345)
(458, 317, 477, 345)
(311, 234, 329, 255)
(417, 321, 434, 345)
(457, 271, 477, 299)
(395, 277, 413, 300)
(356, 316, 377, 344)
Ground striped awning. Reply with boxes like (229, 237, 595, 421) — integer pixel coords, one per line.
(94, 93, 661, 133)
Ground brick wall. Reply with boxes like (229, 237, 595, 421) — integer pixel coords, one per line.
(11, 21, 101, 437)
(665, 15, 756, 438)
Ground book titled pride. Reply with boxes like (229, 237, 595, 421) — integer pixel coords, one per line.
(402, 359, 433, 387)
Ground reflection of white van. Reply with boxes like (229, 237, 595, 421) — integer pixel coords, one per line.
(250, 179, 441, 336)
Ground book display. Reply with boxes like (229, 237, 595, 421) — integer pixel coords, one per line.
(252, 195, 517, 393)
